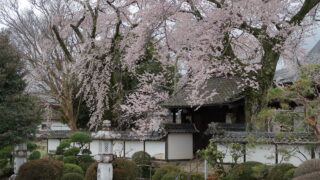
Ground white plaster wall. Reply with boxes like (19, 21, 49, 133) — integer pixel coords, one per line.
(278, 145, 311, 166)
(90, 140, 100, 156)
(217, 144, 244, 163)
(125, 141, 144, 158)
(113, 141, 124, 157)
(48, 139, 60, 153)
(145, 141, 165, 160)
(168, 133, 193, 160)
(246, 144, 275, 164)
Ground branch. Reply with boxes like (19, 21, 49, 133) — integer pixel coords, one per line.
(186, 0, 203, 20)
(290, 0, 320, 25)
(70, 15, 86, 43)
(52, 25, 74, 62)
(86, 2, 99, 39)
(207, 0, 222, 8)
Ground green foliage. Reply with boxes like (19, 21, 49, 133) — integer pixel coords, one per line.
(63, 156, 78, 164)
(84, 162, 98, 180)
(191, 173, 204, 180)
(284, 168, 296, 180)
(113, 158, 139, 180)
(56, 139, 71, 155)
(132, 151, 152, 178)
(267, 163, 295, 180)
(27, 141, 38, 152)
(28, 150, 41, 160)
(0, 146, 13, 159)
(64, 147, 81, 156)
(294, 159, 320, 179)
(69, 132, 92, 146)
(81, 149, 91, 155)
(64, 163, 84, 175)
(62, 173, 84, 180)
(225, 161, 268, 180)
(78, 155, 94, 163)
(0, 33, 41, 147)
(152, 164, 181, 180)
(16, 158, 64, 180)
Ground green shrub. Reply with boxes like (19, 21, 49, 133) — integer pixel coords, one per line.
(132, 151, 152, 178)
(82, 149, 91, 155)
(78, 155, 93, 163)
(56, 139, 71, 155)
(0, 146, 13, 159)
(284, 168, 296, 180)
(28, 150, 41, 160)
(64, 163, 84, 175)
(70, 132, 92, 145)
(62, 173, 84, 180)
(152, 164, 181, 180)
(294, 159, 320, 178)
(63, 156, 78, 164)
(84, 162, 98, 180)
(191, 173, 205, 180)
(225, 161, 267, 180)
(27, 141, 38, 152)
(161, 172, 179, 180)
(16, 158, 63, 180)
(113, 158, 139, 180)
(64, 147, 80, 156)
(267, 163, 295, 180)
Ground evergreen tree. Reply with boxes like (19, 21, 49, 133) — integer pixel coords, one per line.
(0, 32, 41, 147)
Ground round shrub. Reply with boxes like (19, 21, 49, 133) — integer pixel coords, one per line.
(113, 158, 139, 180)
(225, 161, 267, 180)
(64, 163, 84, 175)
(294, 159, 320, 178)
(132, 151, 152, 178)
(78, 155, 94, 163)
(62, 173, 84, 180)
(152, 164, 181, 180)
(79, 162, 94, 173)
(84, 162, 98, 180)
(64, 156, 78, 164)
(16, 158, 63, 180)
(64, 147, 80, 156)
(161, 172, 178, 180)
(28, 150, 41, 160)
(267, 163, 295, 180)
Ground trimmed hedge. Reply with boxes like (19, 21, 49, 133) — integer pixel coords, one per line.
(64, 163, 84, 175)
(63, 156, 78, 164)
(267, 163, 295, 180)
(152, 164, 181, 180)
(62, 173, 84, 180)
(113, 158, 139, 180)
(28, 150, 41, 160)
(84, 162, 98, 180)
(132, 151, 152, 178)
(224, 161, 268, 180)
(16, 158, 63, 180)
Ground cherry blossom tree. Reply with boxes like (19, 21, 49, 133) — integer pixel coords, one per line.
(4, 0, 320, 132)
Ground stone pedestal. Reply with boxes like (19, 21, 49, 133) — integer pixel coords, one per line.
(97, 163, 113, 180)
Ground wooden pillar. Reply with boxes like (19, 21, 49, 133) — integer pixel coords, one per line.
(275, 144, 278, 164)
(172, 109, 176, 123)
(243, 143, 246, 162)
(123, 141, 126, 158)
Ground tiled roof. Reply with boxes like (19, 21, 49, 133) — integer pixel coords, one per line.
(163, 77, 244, 108)
(40, 130, 74, 139)
(211, 131, 318, 144)
(164, 123, 199, 133)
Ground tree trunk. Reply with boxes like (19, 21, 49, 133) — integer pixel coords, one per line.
(246, 38, 280, 130)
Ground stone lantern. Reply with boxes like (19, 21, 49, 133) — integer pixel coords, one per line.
(94, 120, 115, 180)
(9, 143, 27, 179)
